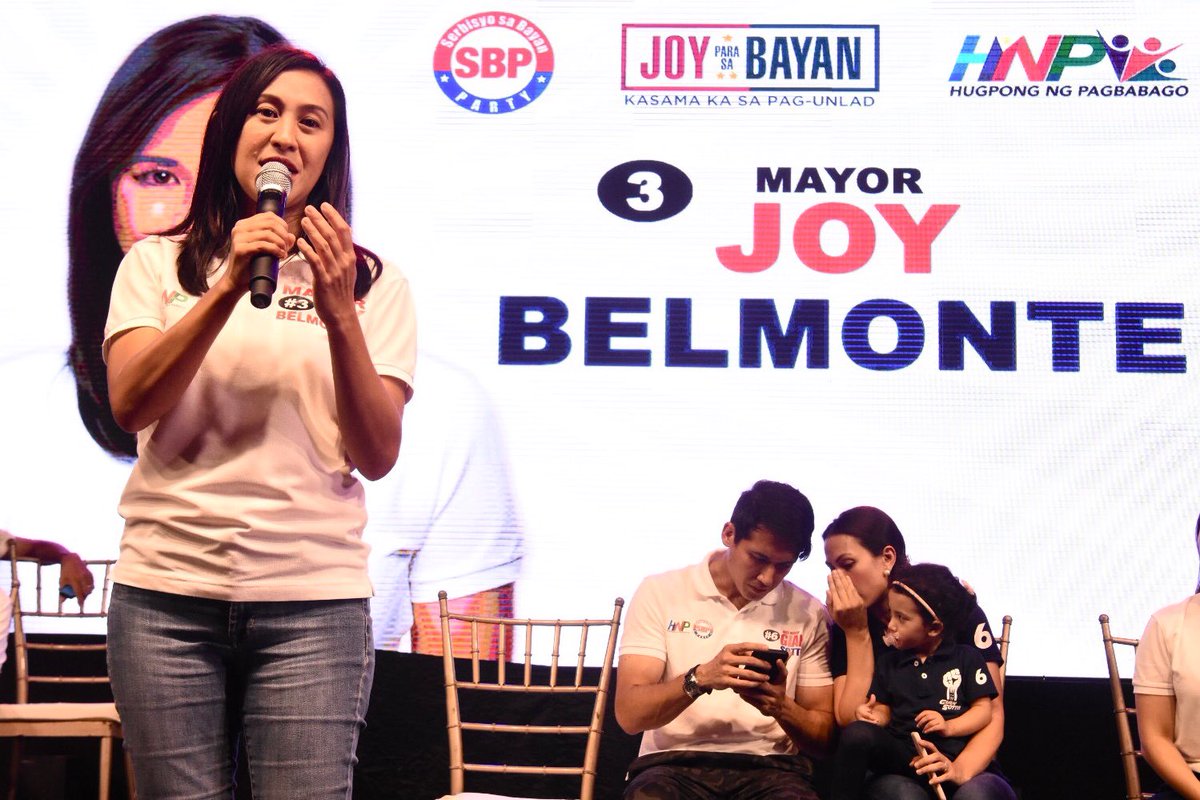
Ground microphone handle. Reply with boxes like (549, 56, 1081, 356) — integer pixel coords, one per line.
(249, 189, 286, 309)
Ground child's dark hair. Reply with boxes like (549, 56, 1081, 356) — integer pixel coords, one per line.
(888, 562, 977, 642)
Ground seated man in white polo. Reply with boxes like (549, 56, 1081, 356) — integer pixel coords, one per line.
(615, 480, 833, 799)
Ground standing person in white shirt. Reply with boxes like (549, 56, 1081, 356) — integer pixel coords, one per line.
(615, 480, 834, 800)
(1133, 514, 1200, 800)
(103, 47, 414, 798)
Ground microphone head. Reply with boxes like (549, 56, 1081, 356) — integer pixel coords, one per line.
(255, 161, 293, 196)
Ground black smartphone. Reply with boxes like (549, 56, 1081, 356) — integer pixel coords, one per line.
(748, 648, 788, 682)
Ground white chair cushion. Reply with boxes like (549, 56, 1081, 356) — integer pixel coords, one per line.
(437, 794, 575, 800)
(0, 702, 120, 722)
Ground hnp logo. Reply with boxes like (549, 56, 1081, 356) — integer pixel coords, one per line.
(434, 12, 555, 114)
(950, 33, 1182, 82)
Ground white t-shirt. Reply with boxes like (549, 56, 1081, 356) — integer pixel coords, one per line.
(0, 344, 521, 643)
(103, 236, 416, 601)
(620, 553, 832, 758)
(366, 353, 523, 649)
(1133, 593, 1200, 770)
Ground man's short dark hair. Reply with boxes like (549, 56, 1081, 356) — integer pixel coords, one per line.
(729, 480, 815, 560)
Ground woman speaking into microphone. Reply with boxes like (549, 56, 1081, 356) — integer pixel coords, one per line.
(102, 45, 414, 798)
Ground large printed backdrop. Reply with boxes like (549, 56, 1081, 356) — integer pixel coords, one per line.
(1, 0, 1197, 677)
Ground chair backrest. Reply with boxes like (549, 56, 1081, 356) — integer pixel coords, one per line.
(438, 591, 624, 800)
(1099, 613, 1154, 800)
(996, 614, 1012, 690)
(7, 543, 116, 704)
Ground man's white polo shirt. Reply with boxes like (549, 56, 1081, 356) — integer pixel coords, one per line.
(620, 552, 832, 757)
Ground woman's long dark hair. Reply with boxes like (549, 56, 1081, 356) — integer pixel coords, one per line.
(67, 15, 286, 459)
(170, 47, 381, 300)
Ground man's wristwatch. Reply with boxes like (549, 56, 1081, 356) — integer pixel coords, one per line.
(682, 664, 711, 700)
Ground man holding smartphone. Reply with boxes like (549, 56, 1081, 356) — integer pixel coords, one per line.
(615, 480, 834, 799)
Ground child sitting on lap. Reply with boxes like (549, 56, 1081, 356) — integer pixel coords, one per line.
(831, 563, 998, 799)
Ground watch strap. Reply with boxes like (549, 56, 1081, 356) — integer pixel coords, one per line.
(683, 664, 710, 699)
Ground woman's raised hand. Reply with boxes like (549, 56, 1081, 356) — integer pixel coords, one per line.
(826, 569, 870, 633)
(298, 203, 358, 327)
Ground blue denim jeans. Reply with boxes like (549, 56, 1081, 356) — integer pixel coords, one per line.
(866, 771, 1017, 800)
(107, 584, 374, 800)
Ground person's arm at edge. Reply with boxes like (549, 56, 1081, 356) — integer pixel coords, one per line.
(1138, 693, 1200, 800)
(4, 533, 92, 599)
(411, 584, 515, 659)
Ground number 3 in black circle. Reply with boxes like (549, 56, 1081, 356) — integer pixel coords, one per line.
(597, 160, 693, 222)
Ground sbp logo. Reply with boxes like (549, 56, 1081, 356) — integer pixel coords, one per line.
(433, 12, 555, 114)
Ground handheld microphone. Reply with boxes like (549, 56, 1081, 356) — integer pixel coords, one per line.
(249, 161, 293, 309)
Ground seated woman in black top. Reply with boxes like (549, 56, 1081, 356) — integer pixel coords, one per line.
(831, 563, 998, 799)
(823, 507, 1015, 800)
